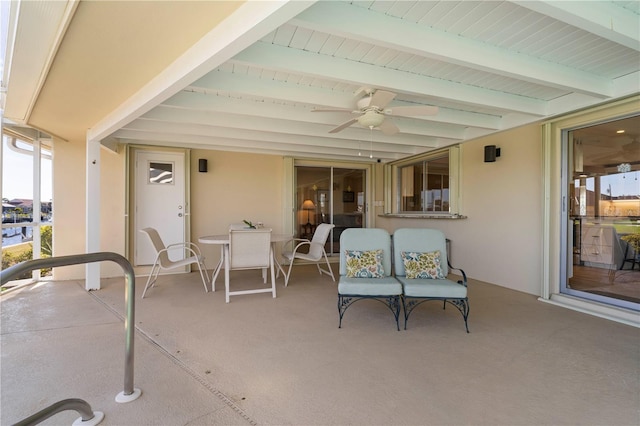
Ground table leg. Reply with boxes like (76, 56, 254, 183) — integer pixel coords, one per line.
(271, 242, 287, 281)
(211, 245, 225, 290)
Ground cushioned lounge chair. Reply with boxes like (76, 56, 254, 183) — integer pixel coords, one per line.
(337, 228, 403, 330)
(393, 228, 469, 332)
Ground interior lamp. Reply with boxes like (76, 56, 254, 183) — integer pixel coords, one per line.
(302, 199, 315, 224)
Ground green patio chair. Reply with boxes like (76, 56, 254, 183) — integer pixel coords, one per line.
(337, 228, 403, 330)
(393, 228, 469, 332)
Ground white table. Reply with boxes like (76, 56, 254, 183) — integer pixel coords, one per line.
(198, 233, 292, 290)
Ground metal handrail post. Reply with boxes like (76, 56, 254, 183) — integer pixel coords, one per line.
(1, 252, 141, 402)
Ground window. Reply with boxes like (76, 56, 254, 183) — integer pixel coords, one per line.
(1, 133, 53, 285)
(148, 162, 174, 184)
(391, 147, 459, 215)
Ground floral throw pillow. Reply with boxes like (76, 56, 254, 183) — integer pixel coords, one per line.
(345, 249, 384, 278)
(401, 250, 445, 279)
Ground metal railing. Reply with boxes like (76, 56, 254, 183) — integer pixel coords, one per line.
(1, 252, 142, 424)
(12, 398, 103, 426)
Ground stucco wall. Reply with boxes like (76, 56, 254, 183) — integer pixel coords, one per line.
(189, 150, 284, 271)
(378, 122, 543, 296)
(51, 124, 541, 295)
(52, 140, 126, 280)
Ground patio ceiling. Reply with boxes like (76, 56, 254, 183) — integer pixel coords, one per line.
(2, 1, 639, 163)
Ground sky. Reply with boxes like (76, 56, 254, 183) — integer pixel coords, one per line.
(582, 172, 640, 198)
(2, 137, 53, 201)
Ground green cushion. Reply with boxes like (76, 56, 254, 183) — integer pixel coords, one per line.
(338, 277, 403, 296)
(397, 276, 467, 298)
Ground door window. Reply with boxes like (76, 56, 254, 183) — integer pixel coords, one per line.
(148, 162, 174, 185)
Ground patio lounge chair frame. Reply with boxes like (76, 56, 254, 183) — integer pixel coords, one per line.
(139, 227, 209, 298)
(337, 228, 403, 330)
(393, 228, 470, 332)
(282, 223, 335, 287)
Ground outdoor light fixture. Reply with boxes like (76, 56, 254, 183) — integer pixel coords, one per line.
(198, 158, 208, 173)
(484, 145, 501, 162)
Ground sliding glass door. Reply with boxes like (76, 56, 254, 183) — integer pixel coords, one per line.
(295, 164, 367, 255)
(562, 114, 640, 310)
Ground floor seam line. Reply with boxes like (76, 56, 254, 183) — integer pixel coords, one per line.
(87, 290, 258, 426)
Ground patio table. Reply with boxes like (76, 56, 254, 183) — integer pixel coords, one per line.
(198, 233, 292, 289)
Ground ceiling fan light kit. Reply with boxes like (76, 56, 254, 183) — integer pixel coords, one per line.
(358, 110, 385, 128)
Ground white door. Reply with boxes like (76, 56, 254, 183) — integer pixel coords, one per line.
(135, 150, 186, 265)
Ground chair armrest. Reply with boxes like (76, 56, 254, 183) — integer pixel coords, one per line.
(283, 238, 310, 252)
(165, 242, 203, 259)
(448, 262, 467, 287)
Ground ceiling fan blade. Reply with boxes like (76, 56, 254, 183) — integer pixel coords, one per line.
(369, 90, 396, 109)
(312, 107, 355, 113)
(378, 119, 399, 135)
(329, 118, 358, 133)
(384, 105, 439, 117)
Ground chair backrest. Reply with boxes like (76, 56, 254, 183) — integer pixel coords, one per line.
(229, 223, 248, 230)
(229, 229, 272, 269)
(392, 228, 449, 277)
(308, 223, 335, 259)
(140, 227, 171, 266)
(339, 228, 392, 277)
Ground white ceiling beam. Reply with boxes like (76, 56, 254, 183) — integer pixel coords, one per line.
(515, 0, 640, 51)
(613, 71, 640, 97)
(232, 42, 548, 116)
(112, 128, 406, 161)
(161, 92, 464, 141)
(290, 1, 612, 98)
(2, 0, 79, 123)
(190, 71, 502, 130)
(120, 119, 420, 155)
(88, 0, 316, 143)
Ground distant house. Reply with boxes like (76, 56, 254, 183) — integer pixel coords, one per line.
(8, 199, 33, 213)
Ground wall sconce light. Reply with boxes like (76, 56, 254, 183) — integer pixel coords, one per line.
(198, 159, 208, 173)
(484, 145, 501, 162)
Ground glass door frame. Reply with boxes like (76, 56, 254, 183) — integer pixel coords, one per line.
(542, 94, 640, 323)
(560, 117, 639, 311)
(292, 159, 373, 256)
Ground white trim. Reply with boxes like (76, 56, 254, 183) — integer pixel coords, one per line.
(85, 138, 100, 290)
(540, 294, 639, 328)
(541, 95, 640, 322)
(31, 137, 41, 281)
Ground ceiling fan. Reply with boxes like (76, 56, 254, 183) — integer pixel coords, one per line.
(312, 88, 438, 135)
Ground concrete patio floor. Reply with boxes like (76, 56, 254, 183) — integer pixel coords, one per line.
(2, 264, 639, 425)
